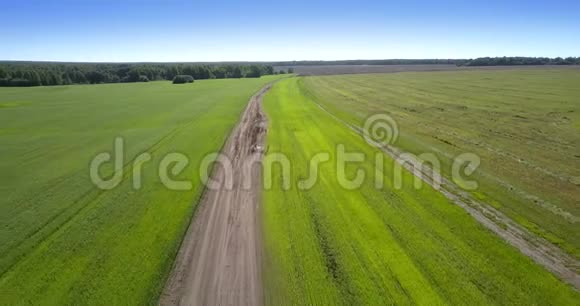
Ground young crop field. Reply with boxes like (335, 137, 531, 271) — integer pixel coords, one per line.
(300, 69, 580, 257)
(0, 76, 281, 304)
(1, 70, 578, 305)
(4, 0, 580, 304)
(261, 77, 578, 304)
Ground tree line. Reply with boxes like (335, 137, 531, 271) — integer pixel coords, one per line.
(461, 56, 580, 66)
(270, 57, 579, 67)
(1, 57, 576, 87)
(0, 62, 278, 87)
(270, 59, 464, 66)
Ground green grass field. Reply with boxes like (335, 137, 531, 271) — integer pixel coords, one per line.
(0, 76, 280, 304)
(300, 69, 580, 257)
(262, 77, 578, 304)
(1, 70, 578, 304)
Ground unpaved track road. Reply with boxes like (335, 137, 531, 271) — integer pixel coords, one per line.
(160, 85, 271, 306)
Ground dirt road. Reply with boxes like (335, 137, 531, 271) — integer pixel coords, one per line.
(159, 85, 271, 306)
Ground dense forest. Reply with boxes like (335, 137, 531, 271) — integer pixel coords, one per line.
(0, 62, 279, 87)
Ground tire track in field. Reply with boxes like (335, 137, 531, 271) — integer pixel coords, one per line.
(311, 98, 580, 290)
(160, 85, 271, 306)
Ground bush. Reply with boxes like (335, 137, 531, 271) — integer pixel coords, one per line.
(138, 75, 149, 82)
(172, 75, 194, 84)
(0, 78, 11, 86)
(6, 78, 33, 87)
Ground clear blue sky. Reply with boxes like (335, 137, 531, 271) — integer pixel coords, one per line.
(1, 0, 578, 62)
